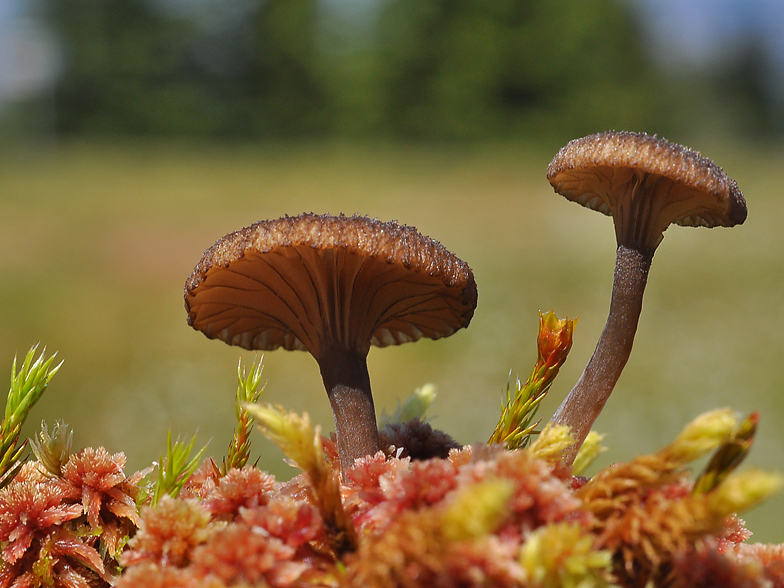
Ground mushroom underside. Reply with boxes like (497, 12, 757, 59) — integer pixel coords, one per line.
(552, 166, 742, 233)
(186, 246, 472, 359)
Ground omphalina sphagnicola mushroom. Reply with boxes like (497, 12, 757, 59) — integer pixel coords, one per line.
(185, 213, 477, 476)
(547, 131, 747, 465)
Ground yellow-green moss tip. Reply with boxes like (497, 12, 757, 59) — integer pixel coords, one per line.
(520, 522, 614, 588)
(382, 383, 438, 426)
(665, 408, 738, 464)
(528, 423, 576, 463)
(707, 468, 783, 517)
(441, 479, 514, 541)
(572, 431, 607, 476)
(244, 403, 323, 474)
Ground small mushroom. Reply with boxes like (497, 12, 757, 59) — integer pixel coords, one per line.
(184, 213, 477, 475)
(547, 131, 747, 463)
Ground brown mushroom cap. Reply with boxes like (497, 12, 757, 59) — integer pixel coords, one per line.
(184, 213, 477, 360)
(547, 131, 747, 252)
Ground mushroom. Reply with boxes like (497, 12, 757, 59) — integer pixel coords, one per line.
(184, 213, 477, 475)
(547, 131, 747, 463)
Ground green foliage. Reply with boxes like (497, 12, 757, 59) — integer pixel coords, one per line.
(490, 374, 544, 449)
(0, 345, 62, 483)
(221, 357, 265, 475)
(245, 403, 324, 476)
(520, 522, 613, 588)
(665, 408, 739, 465)
(30, 420, 73, 477)
(572, 431, 607, 477)
(244, 0, 331, 135)
(152, 431, 207, 506)
(441, 478, 514, 541)
(380, 383, 437, 426)
(46, 0, 329, 137)
(711, 41, 784, 139)
(705, 468, 783, 518)
(694, 411, 759, 494)
(490, 311, 575, 450)
(48, 0, 199, 134)
(528, 423, 576, 463)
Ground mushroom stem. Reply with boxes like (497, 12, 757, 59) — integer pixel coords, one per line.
(318, 344, 380, 477)
(551, 244, 652, 465)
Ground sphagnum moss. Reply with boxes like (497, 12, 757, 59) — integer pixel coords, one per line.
(0, 332, 781, 588)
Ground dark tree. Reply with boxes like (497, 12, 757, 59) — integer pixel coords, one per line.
(46, 0, 329, 136)
(373, 0, 665, 139)
(234, 0, 331, 136)
(49, 0, 201, 134)
(715, 41, 784, 139)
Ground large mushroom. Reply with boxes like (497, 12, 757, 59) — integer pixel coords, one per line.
(184, 213, 477, 475)
(547, 131, 747, 463)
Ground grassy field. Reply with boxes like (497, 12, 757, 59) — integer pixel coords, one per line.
(1, 138, 782, 541)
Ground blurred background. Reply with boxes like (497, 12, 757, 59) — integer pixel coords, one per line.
(1, 0, 784, 540)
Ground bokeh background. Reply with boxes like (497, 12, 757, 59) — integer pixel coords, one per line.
(2, 0, 784, 540)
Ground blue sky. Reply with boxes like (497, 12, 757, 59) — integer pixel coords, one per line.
(631, 0, 784, 70)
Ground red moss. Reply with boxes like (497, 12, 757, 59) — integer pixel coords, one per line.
(202, 467, 277, 519)
(179, 458, 221, 500)
(343, 452, 398, 496)
(189, 523, 304, 587)
(736, 543, 784, 588)
(121, 496, 211, 568)
(322, 435, 339, 470)
(668, 540, 766, 588)
(58, 447, 146, 560)
(443, 536, 523, 588)
(0, 474, 113, 588)
(239, 495, 323, 549)
(61, 448, 137, 527)
(344, 443, 582, 543)
(343, 501, 522, 588)
(1, 417, 773, 588)
(121, 486, 335, 587)
(12, 462, 50, 485)
(0, 479, 82, 565)
(717, 515, 753, 549)
(447, 445, 473, 468)
(116, 562, 203, 588)
(36, 527, 115, 585)
(344, 457, 459, 534)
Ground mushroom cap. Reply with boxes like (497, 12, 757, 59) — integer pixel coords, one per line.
(184, 213, 477, 359)
(547, 131, 747, 250)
